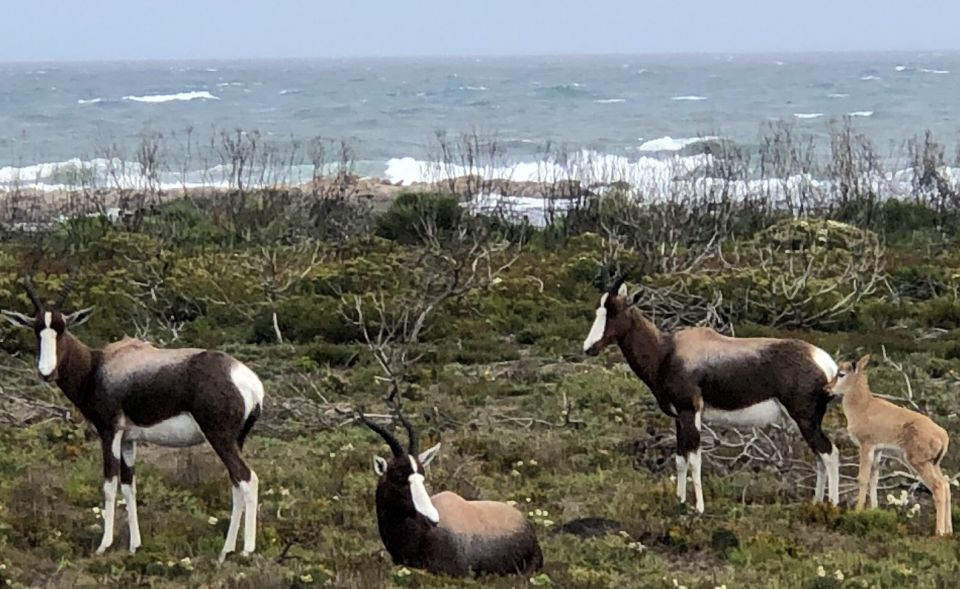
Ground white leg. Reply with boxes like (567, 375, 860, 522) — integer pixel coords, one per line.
(868, 449, 881, 508)
(96, 476, 119, 554)
(241, 470, 259, 555)
(219, 484, 244, 563)
(121, 440, 140, 553)
(814, 458, 826, 502)
(675, 455, 688, 504)
(96, 431, 123, 555)
(688, 450, 704, 513)
(822, 445, 840, 505)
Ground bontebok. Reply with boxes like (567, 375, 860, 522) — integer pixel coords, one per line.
(2, 275, 264, 561)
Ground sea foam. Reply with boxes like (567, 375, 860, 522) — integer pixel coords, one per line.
(77, 98, 102, 105)
(122, 91, 220, 103)
(920, 68, 949, 75)
(594, 98, 626, 104)
(637, 136, 718, 152)
(671, 95, 707, 101)
(848, 111, 874, 117)
(793, 113, 824, 119)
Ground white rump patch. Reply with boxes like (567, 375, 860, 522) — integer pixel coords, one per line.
(231, 363, 265, 420)
(702, 399, 787, 427)
(811, 347, 838, 382)
(125, 413, 206, 447)
(408, 456, 439, 524)
(582, 293, 609, 352)
(38, 312, 57, 377)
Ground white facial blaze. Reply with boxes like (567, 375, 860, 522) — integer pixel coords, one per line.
(38, 312, 57, 377)
(582, 293, 609, 352)
(408, 456, 439, 524)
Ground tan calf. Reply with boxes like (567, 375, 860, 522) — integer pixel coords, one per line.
(833, 355, 952, 535)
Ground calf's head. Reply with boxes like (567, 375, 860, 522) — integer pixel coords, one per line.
(1, 275, 94, 381)
(361, 409, 442, 524)
(830, 354, 870, 395)
(582, 275, 637, 356)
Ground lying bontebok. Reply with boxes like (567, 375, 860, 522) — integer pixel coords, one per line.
(360, 408, 543, 577)
(583, 276, 841, 512)
(833, 355, 952, 536)
(2, 276, 264, 561)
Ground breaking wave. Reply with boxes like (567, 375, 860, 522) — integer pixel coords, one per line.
(122, 91, 220, 103)
(637, 136, 719, 152)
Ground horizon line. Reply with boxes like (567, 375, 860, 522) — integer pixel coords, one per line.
(3, 47, 960, 65)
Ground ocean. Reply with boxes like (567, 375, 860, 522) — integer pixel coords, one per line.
(2, 52, 960, 190)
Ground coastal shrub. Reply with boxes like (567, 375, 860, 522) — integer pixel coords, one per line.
(919, 296, 960, 329)
(375, 192, 462, 244)
(839, 509, 902, 540)
(251, 296, 359, 344)
(878, 198, 940, 244)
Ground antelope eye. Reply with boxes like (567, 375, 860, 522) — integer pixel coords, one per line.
(837, 371, 846, 378)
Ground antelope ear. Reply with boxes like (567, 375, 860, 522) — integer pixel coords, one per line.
(617, 282, 628, 298)
(418, 443, 441, 467)
(856, 354, 871, 371)
(1, 310, 34, 328)
(65, 306, 95, 328)
(373, 455, 388, 476)
(629, 290, 642, 306)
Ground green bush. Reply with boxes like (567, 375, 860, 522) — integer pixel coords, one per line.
(839, 508, 902, 540)
(375, 192, 463, 244)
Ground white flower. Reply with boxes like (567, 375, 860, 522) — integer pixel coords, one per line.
(329, 452, 337, 459)
(834, 569, 844, 581)
(714, 585, 727, 589)
(528, 459, 538, 466)
(395, 567, 412, 577)
(817, 565, 826, 577)
(332, 495, 340, 501)
(510, 469, 521, 477)
(300, 574, 313, 583)
(207, 516, 218, 525)
(514, 460, 524, 467)
(280, 488, 291, 497)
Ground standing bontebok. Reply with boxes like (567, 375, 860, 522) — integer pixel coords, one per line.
(832, 355, 952, 536)
(583, 276, 840, 512)
(360, 407, 543, 577)
(2, 276, 264, 561)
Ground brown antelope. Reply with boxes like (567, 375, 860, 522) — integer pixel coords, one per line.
(832, 355, 952, 535)
(2, 276, 264, 561)
(583, 276, 841, 512)
(360, 408, 543, 577)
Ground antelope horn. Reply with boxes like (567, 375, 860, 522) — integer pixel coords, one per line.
(54, 269, 78, 309)
(359, 410, 405, 458)
(609, 273, 627, 296)
(394, 405, 419, 456)
(22, 274, 43, 312)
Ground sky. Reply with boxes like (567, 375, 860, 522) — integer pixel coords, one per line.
(3, 0, 959, 62)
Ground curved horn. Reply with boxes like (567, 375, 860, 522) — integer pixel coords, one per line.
(22, 274, 43, 312)
(395, 406, 419, 455)
(359, 411, 405, 457)
(54, 269, 77, 309)
(608, 274, 627, 296)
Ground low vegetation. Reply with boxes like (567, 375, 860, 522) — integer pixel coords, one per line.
(2, 124, 960, 588)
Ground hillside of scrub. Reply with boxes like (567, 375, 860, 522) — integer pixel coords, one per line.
(0, 187, 959, 589)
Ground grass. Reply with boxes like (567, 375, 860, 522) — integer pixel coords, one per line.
(1, 338, 958, 589)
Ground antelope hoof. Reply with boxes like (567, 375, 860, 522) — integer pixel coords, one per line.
(218, 550, 231, 564)
(95, 544, 109, 555)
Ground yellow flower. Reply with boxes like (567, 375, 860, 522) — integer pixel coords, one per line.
(817, 565, 826, 577)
